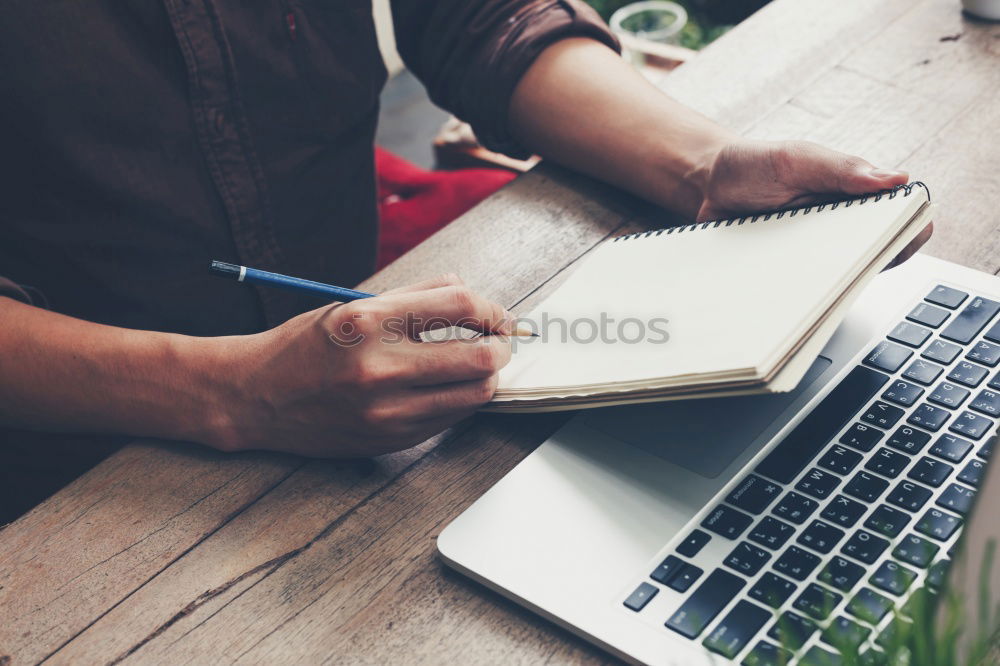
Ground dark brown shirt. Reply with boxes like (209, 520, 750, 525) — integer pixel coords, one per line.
(0, 0, 616, 522)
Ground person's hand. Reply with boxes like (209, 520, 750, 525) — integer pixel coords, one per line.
(697, 139, 933, 267)
(209, 275, 513, 458)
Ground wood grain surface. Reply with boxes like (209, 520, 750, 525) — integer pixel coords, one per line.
(2, 0, 998, 663)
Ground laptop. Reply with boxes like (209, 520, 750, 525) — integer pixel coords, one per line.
(439, 252, 1000, 665)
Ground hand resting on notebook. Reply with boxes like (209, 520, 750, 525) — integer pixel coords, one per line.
(696, 139, 934, 268)
(510, 38, 932, 270)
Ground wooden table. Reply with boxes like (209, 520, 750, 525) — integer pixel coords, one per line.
(2, 0, 998, 662)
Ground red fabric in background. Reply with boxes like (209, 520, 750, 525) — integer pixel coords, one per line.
(375, 147, 516, 269)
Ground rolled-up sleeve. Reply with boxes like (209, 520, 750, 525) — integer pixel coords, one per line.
(391, 0, 619, 158)
(0, 276, 33, 305)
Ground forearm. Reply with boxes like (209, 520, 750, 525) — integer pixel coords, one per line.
(509, 37, 738, 219)
(0, 296, 236, 445)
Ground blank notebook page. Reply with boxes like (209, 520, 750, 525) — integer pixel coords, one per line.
(498, 191, 926, 395)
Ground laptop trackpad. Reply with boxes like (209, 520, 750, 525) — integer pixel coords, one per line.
(579, 356, 833, 479)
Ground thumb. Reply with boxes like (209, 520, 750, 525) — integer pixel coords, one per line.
(781, 142, 909, 195)
(845, 165, 910, 194)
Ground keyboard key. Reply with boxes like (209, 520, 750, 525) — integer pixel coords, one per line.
(970, 389, 1000, 417)
(669, 564, 704, 593)
(803, 646, 847, 666)
(651, 555, 685, 585)
(844, 472, 889, 503)
(774, 546, 821, 581)
(726, 474, 783, 514)
(841, 530, 890, 564)
(971, 341, 1000, 367)
(865, 447, 911, 478)
(724, 542, 772, 577)
(881, 379, 924, 407)
(666, 569, 746, 639)
(987, 319, 1000, 344)
(748, 516, 796, 550)
(847, 587, 894, 624)
(756, 366, 889, 484)
(741, 641, 793, 666)
(797, 520, 845, 554)
(929, 434, 974, 462)
(907, 403, 951, 432)
(903, 359, 944, 385)
(795, 468, 840, 500)
(864, 341, 913, 373)
(703, 600, 772, 660)
(875, 619, 903, 651)
(623, 582, 658, 611)
(749, 572, 797, 608)
(907, 456, 953, 487)
(904, 586, 938, 623)
(793, 583, 843, 621)
(818, 445, 863, 476)
(949, 361, 990, 388)
(822, 615, 871, 652)
(927, 559, 951, 589)
(922, 339, 962, 365)
(940, 297, 1000, 344)
(958, 459, 986, 487)
(886, 425, 932, 454)
(893, 534, 939, 568)
(861, 401, 905, 429)
(821, 494, 867, 528)
(767, 611, 817, 650)
(949, 410, 994, 440)
(676, 529, 711, 558)
(772, 491, 818, 525)
(865, 504, 911, 538)
(818, 556, 866, 593)
(926, 285, 968, 309)
(888, 321, 932, 348)
(980, 435, 995, 458)
(887, 480, 934, 511)
(908, 302, 950, 328)
(702, 505, 755, 540)
(991, 371, 1000, 391)
(839, 423, 884, 452)
(869, 560, 917, 596)
(928, 381, 971, 409)
(915, 508, 963, 541)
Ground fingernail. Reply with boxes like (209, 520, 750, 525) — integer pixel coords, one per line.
(868, 168, 907, 179)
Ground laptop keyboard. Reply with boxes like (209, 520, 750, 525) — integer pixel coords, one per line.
(622, 284, 1000, 664)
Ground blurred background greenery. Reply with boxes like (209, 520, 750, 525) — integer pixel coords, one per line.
(585, 0, 772, 49)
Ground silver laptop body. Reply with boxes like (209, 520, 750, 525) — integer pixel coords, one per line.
(439, 253, 1000, 665)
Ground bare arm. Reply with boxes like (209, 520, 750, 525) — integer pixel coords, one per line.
(510, 38, 735, 219)
(0, 296, 230, 441)
(510, 37, 932, 266)
(0, 274, 513, 457)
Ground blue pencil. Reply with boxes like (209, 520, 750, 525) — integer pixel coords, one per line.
(210, 260, 374, 302)
(208, 260, 537, 336)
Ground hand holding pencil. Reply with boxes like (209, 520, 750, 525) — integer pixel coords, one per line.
(204, 269, 518, 457)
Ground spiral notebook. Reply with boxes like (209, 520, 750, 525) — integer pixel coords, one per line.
(487, 183, 934, 412)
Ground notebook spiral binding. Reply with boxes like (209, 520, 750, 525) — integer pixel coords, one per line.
(614, 181, 930, 242)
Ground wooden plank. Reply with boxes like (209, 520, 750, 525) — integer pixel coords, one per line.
(659, 0, 915, 130)
(86, 413, 613, 664)
(0, 444, 298, 663)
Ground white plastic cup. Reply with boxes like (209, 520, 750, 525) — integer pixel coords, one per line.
(610, 1, 689, 67)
